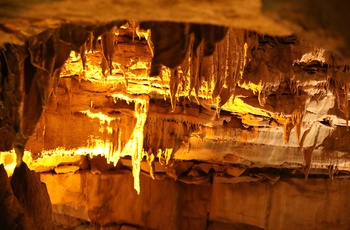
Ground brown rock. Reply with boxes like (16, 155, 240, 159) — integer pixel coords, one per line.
(11, 163, 55, 230)
(226, 167, 246, 177)
(54, 165, 80, 174)
(0, 164, 27, 229)
(2, 3, 350, 229)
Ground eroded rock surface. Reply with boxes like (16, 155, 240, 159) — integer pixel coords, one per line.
(21, 23, 350, 184)
(41, 170, 350, 230)
(1, 2, 350, 229)
(0, 163, 54, 230)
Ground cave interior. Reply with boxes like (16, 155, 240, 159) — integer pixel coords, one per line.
(1, 1, 350, 229)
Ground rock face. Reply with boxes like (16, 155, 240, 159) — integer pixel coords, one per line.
(1, 1, 350, 230)
(41, 170, 350, 230)
(0, 164, 26, 229)
(0, 163, 54, 230)
(23, 23, 350, 183)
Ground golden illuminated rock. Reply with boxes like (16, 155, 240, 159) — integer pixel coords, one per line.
(2, 1, 350, 228)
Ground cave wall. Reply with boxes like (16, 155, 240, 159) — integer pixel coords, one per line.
(2, 0, 350, 61)
(23, 25, 350, 175)
(41, 170, 350, 230)
(1, 1, 350, 230)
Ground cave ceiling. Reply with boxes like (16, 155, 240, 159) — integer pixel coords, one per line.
(1, 0, 350, 195)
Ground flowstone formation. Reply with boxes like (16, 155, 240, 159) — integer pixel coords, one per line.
(2, 21, 350, 187)
(1, 18, 350, 229)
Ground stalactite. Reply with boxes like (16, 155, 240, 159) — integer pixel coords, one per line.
(144, 117, 163, 155)
(212, 34, 227, 100)
(219, 30, 236, 106)
(256, 62, 271, 106)
(169, 68, 179, 111)
(200, 55, 213, 99)
(327, 165, 336, 180)
(220, 29, 246, 106)
(329, 77, 349, 130)
(157, 148, 173, 166)
(180, 40, 192, 93)
(135, 23, 153, 57)
(6, 21, 347, 198)
(111, 93, 149, 194)
(131, 101, 145, 194)
(291, 110, 303, 146)
(51, 34, 71, 96)
(298, 128, 311, 153)
(289, 80, 298, 95)
(283, 118, 293, 144)
(203, 29, 247, 112)
(100, 27, 116, 77)
(189, 37, 202, 98)
(110, 127, 122, 166)
(146, 151, 155, 180)
(211, 42, 219, 100)
(90, 21, 126, 52)
(275, 114, 293, 144)
(345, 82, 349, 129)
(85, 32, 93, 53)
(141, 22, 190, 77)
(79, 44, 86, 71)
(303, 146, 314, 179)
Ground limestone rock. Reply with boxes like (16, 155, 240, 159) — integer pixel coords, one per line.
(54, 165, 80, 174)
(0, 163, 55, 229)
(11, 163, 55, 230)
(0, 165, 27, 229)
(226, 167, 246, 177)
(40, 170, 350, 230)
(2, 1, 350, 229)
